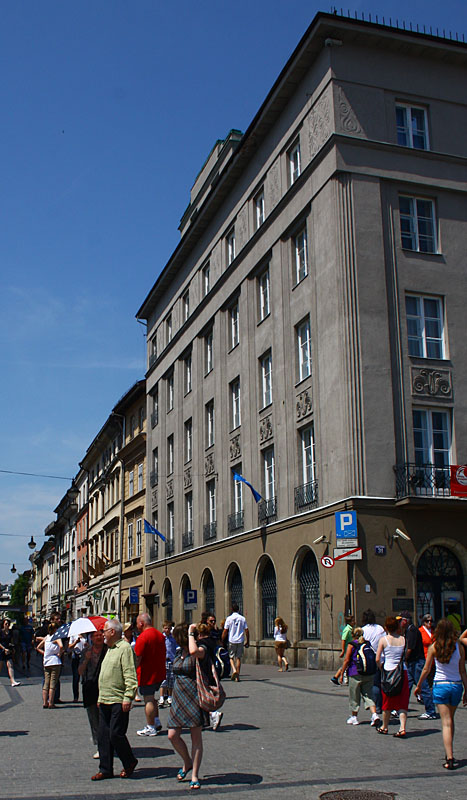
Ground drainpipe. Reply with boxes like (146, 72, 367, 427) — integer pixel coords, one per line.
(112, 413, 126, 620)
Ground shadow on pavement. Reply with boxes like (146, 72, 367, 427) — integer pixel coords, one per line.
(212, 723, 259, 731)
(203, 771, 263, 786)
(132, 746, 173, 759)
(0, 730, 29, 736)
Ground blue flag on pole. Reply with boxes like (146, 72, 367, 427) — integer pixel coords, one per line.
(233, 472, 262, 503)
(144, 519, 166, 542)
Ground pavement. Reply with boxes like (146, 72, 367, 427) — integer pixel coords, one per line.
(1, 654, 466, 800)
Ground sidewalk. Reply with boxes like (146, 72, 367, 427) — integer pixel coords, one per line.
(1, 663, 466, 799)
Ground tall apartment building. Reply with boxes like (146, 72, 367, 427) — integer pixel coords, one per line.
(137, 12, 467, 666)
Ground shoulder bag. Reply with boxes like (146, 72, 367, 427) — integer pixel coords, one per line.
(381, 649, 405, 697)
(196, 655, 226, 712)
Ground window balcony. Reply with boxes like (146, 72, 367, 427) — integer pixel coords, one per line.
(182, 530, 194, 550)
(228, 510, 244, 532)
(151, 410, 159, 428)
(294, 480, 319, 513)
(258, 497, 277, 524)
(203, 522, 217, 542)
(165, 540, 175, 556)
(150, 470, 158, 488)
(147, 541, 159, 563)
(394, 463, 451, 499)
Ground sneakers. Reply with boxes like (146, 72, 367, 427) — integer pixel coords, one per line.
(92, 752, 100, 759)
(330, 677, 339, 685)
(419, 712, 437, 719)
(391, 710, 399, 718)
(371, 713, 381, 727)
(137, 724, 161, 736)
(346, 716, 359, 725)
(11, 682, 21, 687)
(212, 711, 223, 731)
(167, 697, 172, 705)
(158, 698, 165, 708)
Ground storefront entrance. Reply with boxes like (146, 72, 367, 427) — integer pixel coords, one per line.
(417, 545, 464, 625)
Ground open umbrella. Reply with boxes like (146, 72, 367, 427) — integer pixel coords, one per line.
(50, 621, 72, 642)
(88, 615, 108, 631)
(68, 617, 100, 638)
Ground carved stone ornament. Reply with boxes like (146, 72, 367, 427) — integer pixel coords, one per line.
(166, 480, 174, 500)
(296, 390, 312, 419)
(336, 85, 363, 136)
(151, 487, 158, 509)
(205, 453, 215, 476)
(184, 467, 192, 488)
(411, 367, 452, 398)
(306, 92, 332, 160)
(230, 434, 241, 461)
(259, 414, 273, 443)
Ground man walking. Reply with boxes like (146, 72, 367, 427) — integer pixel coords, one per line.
(91, 618, 138, 781)
(222, 602, 249, 681)
(134, 613, 166, 736)
(398, 610, 437, 720)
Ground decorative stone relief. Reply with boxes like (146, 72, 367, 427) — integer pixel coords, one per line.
(151, 488, 158, 509)
(296, 389, 312, 419)
(266, 158, 281, 211)
(205, 453, 215, 476)
(166, 480, 174, 500)
(259, 414, 273, 443)
(411, 367, 452, 398)
(236, 205, 248, 252)
(306, 92, 332, 161)
(230, 434, 241, 461)
(184, 467, 192, 488)
(335, 85, 363, 136)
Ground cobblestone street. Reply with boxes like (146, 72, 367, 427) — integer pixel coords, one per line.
(1, 656, 466, 800)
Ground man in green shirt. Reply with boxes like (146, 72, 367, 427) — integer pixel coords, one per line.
(91, 619, 138, 781)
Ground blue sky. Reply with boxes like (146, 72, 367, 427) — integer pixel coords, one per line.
(1, 0, 466, 585)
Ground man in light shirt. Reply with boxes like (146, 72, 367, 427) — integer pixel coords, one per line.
(362, 609, 385, 717)
(222, 602, 249, 681)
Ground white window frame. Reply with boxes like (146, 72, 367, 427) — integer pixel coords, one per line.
(205, 330, 213, 375)
(297, 318, 312, 381)
(226, 227, 236, 265)
(167, 372, 174, 411)
(294, 229, 308, 283)
(254, 188, 265, 229)
(413, 409, 451, 466)
(207, 479, 216, 523)
(128, 522, 134, 559)
(185, 418, 192, 463)
(168, 503, 175, 543)
(288, 140, 301, 185)
(129, 470, 134, 497)
(167, 434, 174, 475)
(137, 463, 143, 492)
(153, 447, 158, 480)
(231, 378, 241, 429)
(206, 401, 214, 448)
(185, 492, 193, 532)
(258, 269, 270, 321)
(233, 469, 243, 513)
(166, 313, 172, 344)
(399, 196, 437, 253)
(301, 425, 316, 485)
(136, 518, 142, 557)
(260, 351, 272, 407)
(183, 290, 190, 322)
(396, 104, 429, 150)
(184, 353, 192, 394)
(202, 262, 210, 296)
(406, 294, 445, 359)
(230, 301, 239, 349)
(263, 446, 275, 501)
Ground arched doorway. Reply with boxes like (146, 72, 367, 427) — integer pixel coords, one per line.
(180, 574, 192, 624)
(259, 558, 277, 639)
(201, 569, 215, 615)
(162, 578, 173, 623)
(227, 564, 243, 613)
(299, 550, 320, 639)
(417, 545, 464, 624)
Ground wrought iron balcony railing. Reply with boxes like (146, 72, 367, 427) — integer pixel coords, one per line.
(165, 539, 175, 556)
(203, 522, 217, 542)
(394, 462, 451, 499)
(258, 497, 277, 524)
(228, 510, 244, 532)
(294, 479, 319, 512)
(182, 530, 194, 550)
(147, 541, 159, 563)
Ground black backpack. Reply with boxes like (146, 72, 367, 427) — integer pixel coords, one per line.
(214, 645, 231, 679)
(355, 640, 377, 675)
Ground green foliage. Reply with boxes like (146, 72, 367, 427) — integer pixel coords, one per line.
(9, 572, 29, 624)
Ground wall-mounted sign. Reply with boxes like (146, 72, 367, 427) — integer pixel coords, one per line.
(375, 545, 386, 556)
(129, 587, 139, 605)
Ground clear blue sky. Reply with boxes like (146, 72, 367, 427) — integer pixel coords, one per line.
(1, 0, 466, 586)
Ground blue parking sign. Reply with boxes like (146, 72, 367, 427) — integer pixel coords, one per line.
(335, 510, 357, 539)
(129, 587, 139, 604)
(184, 589, 197, 605)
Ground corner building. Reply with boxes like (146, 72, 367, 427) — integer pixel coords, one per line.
(137, 12, 467, 667)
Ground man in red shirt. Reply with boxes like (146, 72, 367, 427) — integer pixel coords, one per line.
(134, 613, 166, 736)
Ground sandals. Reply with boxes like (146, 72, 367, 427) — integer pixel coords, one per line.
(189, 780, 201, 790)
(443, 758, 458, 770)
(376, 727, 388, 734)
(393, 730, 407, 738)
(177, 766, 192, 782)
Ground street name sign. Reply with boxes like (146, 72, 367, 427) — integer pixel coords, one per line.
(333, 547, 362, 561)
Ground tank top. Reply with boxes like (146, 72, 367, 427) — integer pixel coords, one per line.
(383, 641, 407, 670)
(434, 643, 461, 682)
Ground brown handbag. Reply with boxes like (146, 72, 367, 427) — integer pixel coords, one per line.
(196, 656, 226, 712)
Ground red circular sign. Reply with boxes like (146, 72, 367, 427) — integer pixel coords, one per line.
(321, 555, 334, 569)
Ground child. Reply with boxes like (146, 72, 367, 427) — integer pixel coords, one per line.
(158, 621, 177, 707)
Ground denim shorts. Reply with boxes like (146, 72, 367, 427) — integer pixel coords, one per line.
(432, 681, 463, 706)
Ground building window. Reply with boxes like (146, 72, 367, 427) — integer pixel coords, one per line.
(297, 318, 312, 381)
(129, 470, 134, 497)
(263, 446, 275, 501)
(205, 329, 213, 375)
(406, 295, 444, 359)
(206, 400, 214, 448)
(294, 229, 308, 283)
(260, 351, 272, 408)
(261, 559, 277, 638)
(139, 406, 145, 431)
(128, 522, 134, 559)
(413, 409, 450, 467)
(183, 290, 190, 322)
(151, 448, 158, 487)
(396, 104, 429, 150)
(129, 415, 135, 438)
(300, 551, 320, 639)
(184, 418, 192, 463)
(231, 378, 241, 429)
(230, 301, 239, 349)
(399, 196, 437, 253)
(137, 463, 143, 492)
(301, 425, 316, 484)
(150, 336, 157, 367)
(136, 518, 142, 557)
(184, 353, 192, 394)
(254, 188, 265, 229)
(167, 502, 175, 543)
(288, 139, 301, 185)
(151, 385, 159, 427)
(166, 313, 173, 344)
(202, 262, 210, 296)
(185, 492, 193, 533)
(258, 268, 270, 321)
(233, 468, 243, 513)
(226, 227, 236, 265)
(207, 479, 216, 523)
(167, 371, 174, 411)
(167, 434, 174, 475)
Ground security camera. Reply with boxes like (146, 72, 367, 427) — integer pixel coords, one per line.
(313, 534, 327, 545)
(394, 528, 411, 542)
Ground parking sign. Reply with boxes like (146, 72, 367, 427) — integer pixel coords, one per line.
(335, 510, 358, 540)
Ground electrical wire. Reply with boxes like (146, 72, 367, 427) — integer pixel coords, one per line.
(0, 469, 71, 480)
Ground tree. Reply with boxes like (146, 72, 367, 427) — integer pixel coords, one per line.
(9, 571, 30, 624)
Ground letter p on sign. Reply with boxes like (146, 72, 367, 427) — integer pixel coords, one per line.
(335, 510, 357, 539)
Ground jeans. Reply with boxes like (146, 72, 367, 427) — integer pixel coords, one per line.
(71, 656, 80, 701)
(406, 658, 435, 715)
(98, 703, 136, 776)
(86, 704, 100, 745)
(372, 668, 382, 714)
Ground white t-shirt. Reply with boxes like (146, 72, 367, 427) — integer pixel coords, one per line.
(274, 626, 287, 642)
(43, 634, 62, 667)
(224, 612, 248, 643)
(362, 623, 385, 653)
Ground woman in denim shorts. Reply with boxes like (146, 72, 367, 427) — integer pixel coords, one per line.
(415, 619, 467, 770)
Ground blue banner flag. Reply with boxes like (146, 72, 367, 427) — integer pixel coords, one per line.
(144, 519, 166, 542)
(233, 472, 262, 503)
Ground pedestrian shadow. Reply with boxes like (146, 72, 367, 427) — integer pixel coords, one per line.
(132, 746, 173, 759)
(0, 730, 29, 736)
(211, 723, 259, 732)
(203, 771, 263, 786)
(405, 727, 439, 737)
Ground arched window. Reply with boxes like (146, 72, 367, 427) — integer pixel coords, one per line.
(203, 571, 215, 615)
(162, 579, 173, 623)
(229, 565, 243, 613)
(299, 550, 320, 639)
(180, 574, 192, 624)
(417, 545, 464, 622)
(261, 559, 277, 638)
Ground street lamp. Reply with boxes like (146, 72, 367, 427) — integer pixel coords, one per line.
(11, 564, 17, 574)
(28, 536, 36, 550)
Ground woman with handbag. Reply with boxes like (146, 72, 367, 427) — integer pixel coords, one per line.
(167, 622, 211, 790)
(0, 619, 21, 687)
(375, 616, 409, 737)
(78, 629, 107, 758)
(273, 617, 289, 672)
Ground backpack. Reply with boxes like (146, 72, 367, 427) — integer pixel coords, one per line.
(214, 645, 231, 679)
(355, 640, 377, 675)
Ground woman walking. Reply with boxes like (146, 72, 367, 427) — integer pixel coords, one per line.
(78, 629, 107, 758)
(37, 622, 63, 708)
(375, 616, 409, 737)
(273, 617, 289, 672)
(167, 622, 211, 790)
(341, 626, 380, 727)
(0, 619, 21, 686)
(415, 619, 467, 769)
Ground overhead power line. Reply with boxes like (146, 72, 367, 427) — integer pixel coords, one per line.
(0, 469, 71, 481)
